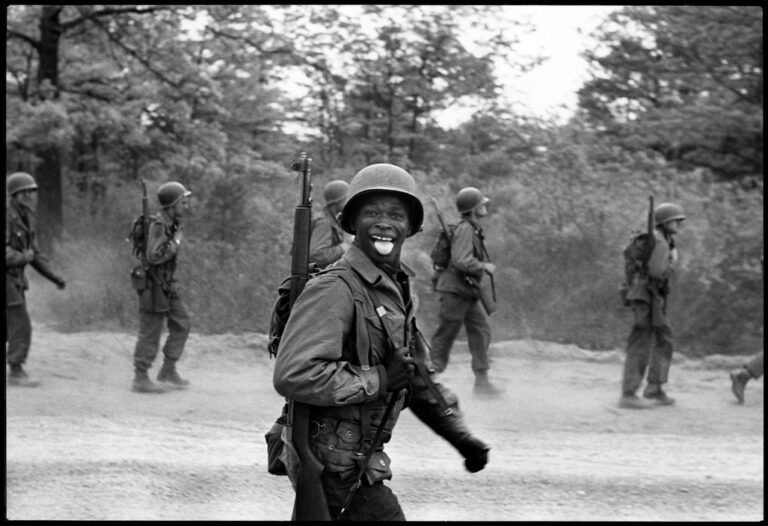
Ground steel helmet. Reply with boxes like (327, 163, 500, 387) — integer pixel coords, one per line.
(456, 187, 489, 214)
(7, 172, 38, 196)
(654, 202, 685, 225)
(339, 163, 424, 237)
(158, 181, 192, 208)
(323, 179, 349, 205)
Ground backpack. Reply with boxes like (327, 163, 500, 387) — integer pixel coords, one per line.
(127, 215, 146, 260)
(619, 231, 649, 306)
(430, 223, 457, 270)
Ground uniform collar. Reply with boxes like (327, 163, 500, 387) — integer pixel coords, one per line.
(343, 244, 414, 286)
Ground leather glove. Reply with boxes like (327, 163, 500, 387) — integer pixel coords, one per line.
(456, 435, 489, 473)
(383, 346, 415, 392)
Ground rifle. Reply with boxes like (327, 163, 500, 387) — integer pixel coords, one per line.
(646, 194, 656, 328)
(283, 153, 331, 521)
(429, 197, 496, 316)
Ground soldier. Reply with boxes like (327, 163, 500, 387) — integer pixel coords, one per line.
(273, 164, 490, 520)
(729, 258, 763, 404)
(730, 352, 764, 404)
(131, 182, 193, 393)
(430, 187, 502, 396)
(308, 179, 350, 269)
(6, 171, 66, 387)
(619, 202, 685, 409)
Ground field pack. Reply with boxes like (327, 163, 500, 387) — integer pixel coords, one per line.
(430, 222, 457, 270)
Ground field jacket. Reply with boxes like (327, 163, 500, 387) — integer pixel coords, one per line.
(308, 206, 345, 269)
(273, 244, 474, 480)
(6, 200, 63, 306)
(145, 210, 182, 295)
(435, 218, 489, 299)
(625, 227, 677, 304)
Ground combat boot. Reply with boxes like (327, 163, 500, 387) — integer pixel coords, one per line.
(7, 364, 40, 388)
(642, 383, 675, 406)
(730, 368, 751, 404)
(132, 369, 165, 393)
(157, 360, 190, 389)
(618, 393, 654, 409)
(473, 371, 504, 397)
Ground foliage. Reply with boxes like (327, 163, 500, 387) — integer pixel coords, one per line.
(6, 6, 763, 358)
(578, 6, 763, 183)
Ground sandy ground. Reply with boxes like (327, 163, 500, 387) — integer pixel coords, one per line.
(5, 323, 764, 521)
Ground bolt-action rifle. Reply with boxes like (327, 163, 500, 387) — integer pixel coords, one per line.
(429, 197, 496, 315)
(283, 153, 331, 521)
(646, 194, 656, 327)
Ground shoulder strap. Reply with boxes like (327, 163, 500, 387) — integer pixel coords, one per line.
(322, 266, 374, 369)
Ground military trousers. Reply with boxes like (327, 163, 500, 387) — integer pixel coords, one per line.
(133, 292, 191, 372)
(621, 299, 674, 395)
(745, 352, 764, 379)
(321, 469, 405, 521)
(430, 291, 491, 374)
(6, 295, 32, 366)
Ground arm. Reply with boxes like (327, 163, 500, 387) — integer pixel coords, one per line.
(308, 214, 344, 268)
(5, 221, 28, 267)
(273, 276, 384, 405)
(450, 222, 486, 276)
(145, 220, 179, 265)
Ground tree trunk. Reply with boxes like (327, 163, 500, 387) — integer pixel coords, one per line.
(36, 6, 64, 251)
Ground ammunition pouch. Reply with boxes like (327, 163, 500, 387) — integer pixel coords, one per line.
(130, 265, 148, 292)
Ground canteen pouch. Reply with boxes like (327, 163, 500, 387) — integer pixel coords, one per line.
(265, 421, 288, 476)
(130, 265, 147, 292)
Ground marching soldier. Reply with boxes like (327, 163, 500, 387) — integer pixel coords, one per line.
(430, 187, 502, 396)
(131, 182, 193, 393)
(308, 179, 350, 269)
(619, 202, 686, 409)
(6, 172, 66, 387)
(273, 164, 490, 520)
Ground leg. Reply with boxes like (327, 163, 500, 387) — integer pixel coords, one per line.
(619, 301, 654, 408)
(322, 471, 405, 521)
(429, 292, 470, 372)
(6, 300, 32, 367)
(133, 306, 165, 372)
(746, 351, 764, 379)
(157, 294, 191, 388)
(463, 299, 491, 374)
(160, 294, 191, 362)
(645, 296, 675, 405)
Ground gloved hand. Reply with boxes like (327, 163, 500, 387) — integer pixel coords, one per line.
(456, 435, 489, 473)
(383, 346, 415, 392)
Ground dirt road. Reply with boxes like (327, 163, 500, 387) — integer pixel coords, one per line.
(5, 325, 763, 521)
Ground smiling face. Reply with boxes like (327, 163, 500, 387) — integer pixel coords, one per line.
(350, 192, 412, 267)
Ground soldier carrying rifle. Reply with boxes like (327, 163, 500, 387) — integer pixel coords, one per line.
(273, 163, 490, 520)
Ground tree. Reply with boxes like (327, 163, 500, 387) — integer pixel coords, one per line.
(578, 6, 762, 182)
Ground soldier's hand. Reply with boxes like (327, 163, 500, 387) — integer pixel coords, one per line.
(383, 346, 415, 392)
(56, 278, 66, 290)
(483, 262, 496, 275)
(173, 230, 184, 246)
(22, 249, 35, 262)
(456, 435, 489, 473)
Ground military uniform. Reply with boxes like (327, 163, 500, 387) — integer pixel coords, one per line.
(6, 199, 65, 374)
(132, 210, 191, 381)
(430, 218, 492, 377)
(273, 164, 488, 520)
(308, 206, 346, 269)
(620, 225, 678, 405)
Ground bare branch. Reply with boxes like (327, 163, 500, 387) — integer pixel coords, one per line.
(6, 28, 41, 51)
(60, 6, 175, 32)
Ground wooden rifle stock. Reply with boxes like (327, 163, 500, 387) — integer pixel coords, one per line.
(285, 153, 331, 521)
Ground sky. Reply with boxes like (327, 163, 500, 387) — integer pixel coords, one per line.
(435, 5, 620, 126)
